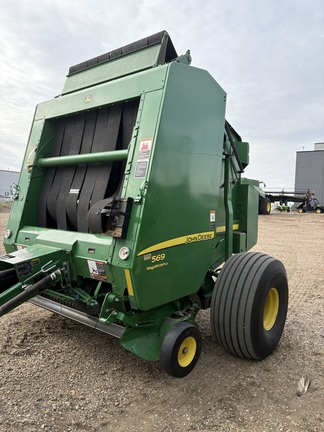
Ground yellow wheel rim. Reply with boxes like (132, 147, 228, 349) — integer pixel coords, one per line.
(178, 337, 197, 367)
(315, 208, 321, 214)
(266, 202, 271, 213)
(298, 208, 303, 213)
(263, 288, 279, 331)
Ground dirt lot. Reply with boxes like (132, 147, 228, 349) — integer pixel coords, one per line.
(0, 211, 323, 432)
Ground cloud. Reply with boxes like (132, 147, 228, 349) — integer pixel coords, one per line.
(0, 0, 323, 187)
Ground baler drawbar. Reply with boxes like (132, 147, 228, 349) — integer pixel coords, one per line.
(0, 31, 288, 377)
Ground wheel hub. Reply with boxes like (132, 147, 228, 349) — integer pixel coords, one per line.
(263, 287, 279, 331)
(178, 337, 196, 367)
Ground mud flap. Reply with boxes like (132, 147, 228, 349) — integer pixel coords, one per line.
(120, 325, 162, 362)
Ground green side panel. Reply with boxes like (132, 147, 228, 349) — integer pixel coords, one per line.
(233, 181, 259, 250)
(126, 62, 227, 311)
(233, 231, 247, 253)
(35, 67, 167, 121)
(62, 44, 163, 95)
(234, 141, 249, 168)
(3, 118, 53, 252)
(109, 88, 166, 302)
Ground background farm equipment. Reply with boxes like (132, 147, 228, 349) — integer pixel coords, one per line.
(296, 190, 324, 213)
(0, 31, 288, 377)
(275, 204, 292, 212)
(259, 188, 324, 215)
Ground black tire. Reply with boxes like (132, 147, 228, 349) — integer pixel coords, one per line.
(210, 252, 288, 360)
(259, 197, 271, 215)
(160, 322, 202, 378)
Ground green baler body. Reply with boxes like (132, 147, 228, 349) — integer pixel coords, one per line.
(1, 31, 258, 362)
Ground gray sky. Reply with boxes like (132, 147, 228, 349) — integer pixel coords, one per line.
(0, 0, 323, 188)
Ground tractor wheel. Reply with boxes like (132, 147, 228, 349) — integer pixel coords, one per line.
(297, 207, 304, 213)
(259, 197, 271, 215)
(315, 207, 322, 214)
(160, 322, 202, 378)
(210, 252, 288, 360)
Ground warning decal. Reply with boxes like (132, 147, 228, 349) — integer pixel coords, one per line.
(138, 139, 152, 159)
(210, 210, 216, 229)
(87, 260, 107, 280)
(135, 160, 149, 178)
(135, 138, 153, 178)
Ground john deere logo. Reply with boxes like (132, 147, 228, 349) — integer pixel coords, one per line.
(84, 94, 93, 104)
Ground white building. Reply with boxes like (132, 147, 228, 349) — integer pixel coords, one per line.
(295, 143, 324, 204)
(0, 169, 20, 200)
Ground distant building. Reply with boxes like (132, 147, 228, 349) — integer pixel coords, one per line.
(0, 169, 20, 200)
(295, 143, 324, 204)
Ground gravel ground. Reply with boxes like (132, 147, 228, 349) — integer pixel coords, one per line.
(0, 211, 323, 432)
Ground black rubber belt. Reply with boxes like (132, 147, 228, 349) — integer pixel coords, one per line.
(56, 114, 86, 230)
(66, 110, 97, 231)
(38, 118, 66, 227)
(103, 100, 139, 198)
(87, 198, 113, 234)
(46, 117, 77, 224)
(115, 99, 139, 196)
(68, 30, 177, 76)
(87, 100, 140, 233)
(77, 106, 122, 232)
(89, 104, 122, 206)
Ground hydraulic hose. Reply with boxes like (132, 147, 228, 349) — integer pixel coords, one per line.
(0, 270, 61, 317)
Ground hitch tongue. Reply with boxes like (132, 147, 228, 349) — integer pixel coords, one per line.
(0, 269, 62, 317)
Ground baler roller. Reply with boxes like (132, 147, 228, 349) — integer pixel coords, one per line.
(37, 148, 128, 168)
